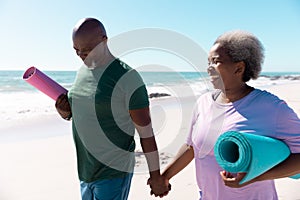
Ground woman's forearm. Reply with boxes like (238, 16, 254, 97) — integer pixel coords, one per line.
(162, 144, 194, 180)
(255, 153, 300, 182)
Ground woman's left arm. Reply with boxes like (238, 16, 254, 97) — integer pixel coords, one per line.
(255, 153, 300, 180)
(221, 153, 300, 188)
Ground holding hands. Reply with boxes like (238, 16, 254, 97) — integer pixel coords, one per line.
(147, 175, 171, 198)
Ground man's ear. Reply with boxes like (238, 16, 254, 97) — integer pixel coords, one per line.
(102, 35, 108, 42)
(234, 61, 245, 76)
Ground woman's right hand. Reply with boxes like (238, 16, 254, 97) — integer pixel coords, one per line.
(55, 93, 72, 120)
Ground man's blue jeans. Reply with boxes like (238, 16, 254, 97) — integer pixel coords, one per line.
(80, 173, 133, 200)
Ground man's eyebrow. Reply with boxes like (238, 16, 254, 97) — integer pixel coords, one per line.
(73, 46, 94, 52)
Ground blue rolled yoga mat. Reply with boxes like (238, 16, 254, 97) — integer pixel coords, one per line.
(214, 131, 299, 184)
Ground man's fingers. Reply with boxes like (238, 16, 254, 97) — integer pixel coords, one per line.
(55, 94, 69, 109)
(56, 93, 66, 104)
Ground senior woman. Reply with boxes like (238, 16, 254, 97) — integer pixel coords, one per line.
(155, 30, 300, 199)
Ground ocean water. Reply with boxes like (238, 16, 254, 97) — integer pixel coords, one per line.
(1, 70, 300, 126)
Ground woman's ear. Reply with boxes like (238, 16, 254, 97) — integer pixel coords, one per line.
(234, 61, 245, 76)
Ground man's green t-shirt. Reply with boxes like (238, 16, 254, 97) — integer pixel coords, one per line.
(68, 59, 149, 182)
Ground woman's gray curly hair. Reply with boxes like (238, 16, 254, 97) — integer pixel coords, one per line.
(214, 30, 265, 82)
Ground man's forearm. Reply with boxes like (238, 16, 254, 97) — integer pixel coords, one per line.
(140, 136, 161, 175)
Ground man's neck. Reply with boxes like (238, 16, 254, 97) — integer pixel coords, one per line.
(98, 52, 115, 68)
(87, 51, 115, 69)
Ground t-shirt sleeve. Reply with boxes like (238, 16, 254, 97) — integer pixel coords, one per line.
(275, 101, 300, 153)
(186, 98, 201, 146)
(129, 85, 149, 110)
(121, 69, 149, 110)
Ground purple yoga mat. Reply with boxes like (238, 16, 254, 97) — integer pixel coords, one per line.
(23, 66, 68, 101)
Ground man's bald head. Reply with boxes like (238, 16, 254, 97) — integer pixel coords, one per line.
(73, 18, 107, 40)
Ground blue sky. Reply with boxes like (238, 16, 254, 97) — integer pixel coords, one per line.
(0, 0, 299, 72)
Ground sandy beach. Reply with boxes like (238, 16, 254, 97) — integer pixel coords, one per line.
(1, 83, 300, 200)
